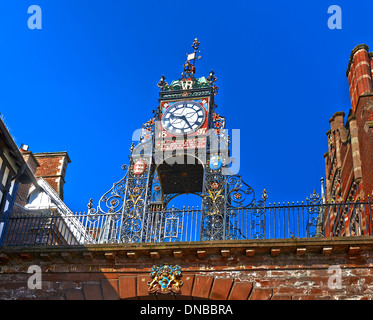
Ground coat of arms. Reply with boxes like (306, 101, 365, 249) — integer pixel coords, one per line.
(147, 264, 183, 294)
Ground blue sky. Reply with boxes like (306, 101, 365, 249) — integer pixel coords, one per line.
(1, 0, 372, 212)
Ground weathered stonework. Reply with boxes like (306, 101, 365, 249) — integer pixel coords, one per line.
(1, 238, 373, 300)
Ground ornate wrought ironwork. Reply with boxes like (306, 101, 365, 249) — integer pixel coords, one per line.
(207, 69, 219, 95)
(200, 163, 226, 240)
(5, 199, 373, 247)
(148, 264, 183, 294)
(306, 190, 324, 237)
(201, 157, 267, 240)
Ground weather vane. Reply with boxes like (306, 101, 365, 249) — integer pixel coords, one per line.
(157, 39, 203, 89)
(189, 38, 201, 65)
(183, 38, 202, 76)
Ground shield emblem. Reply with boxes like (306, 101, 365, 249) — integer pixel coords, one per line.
(133, 160, 146, 175)
(209, 155, 223, 170)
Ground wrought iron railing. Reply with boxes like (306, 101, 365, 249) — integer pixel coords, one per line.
(1, 200, 372, 247)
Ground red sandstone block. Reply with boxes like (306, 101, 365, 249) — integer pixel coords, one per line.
(83, 284, 103, 300)
(228, 282, 253, 300)
(296, 248, 307, 256)
(137, 275, 155, 300)
(197, 250, 206, 258)
(273, 287, 306, 295)
(101, 273, 119, 280)
(192, 275, 214, 299)
(48, 296, 65, 300)
(348, 246, 360, 255)
(47, 273, 88, 282)
(177, 274, 194, 299)
(20, 253, 31, 261)
(65, 289, 84, 300)
(292, 295, 330, 300)
(249, 288, 272, 300)
(254, 279, 281, 288)
(271, 248, 280, 257)
(101, 279, 120, 300)
(322, 247, 333, 255)
(0, 254, 9, 264)
(119, 276, 137, 300)
(173, 251, 183, 259)
(209, 278, 233, 300)
(271, 295, 292, 300)
(0, 281, 27, 290)
(157, 293, 176, 300)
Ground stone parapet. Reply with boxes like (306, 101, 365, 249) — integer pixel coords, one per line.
(1, 237, 373, 300)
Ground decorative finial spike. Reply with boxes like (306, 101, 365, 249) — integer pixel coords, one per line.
(130, 142, 135, 154)
(192, 38, 200, 52)
(157, 74, 168, 90)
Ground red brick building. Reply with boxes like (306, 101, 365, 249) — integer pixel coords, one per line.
(324, 44, 373, 236)
(324, 44, 373, 202)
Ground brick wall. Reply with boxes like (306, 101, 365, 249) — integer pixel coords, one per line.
(346, 44, 373, 113)
(325, 44, 373, 205)
(355, 96, 373, 197)
(1, 238, 373, 300)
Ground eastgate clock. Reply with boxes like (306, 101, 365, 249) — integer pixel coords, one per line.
(162, 100, 206, 135)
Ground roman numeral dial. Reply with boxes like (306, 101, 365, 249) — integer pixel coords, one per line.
(162, 100, 206, 135)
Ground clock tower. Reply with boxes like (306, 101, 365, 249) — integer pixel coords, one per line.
(94, 39, 266, 243)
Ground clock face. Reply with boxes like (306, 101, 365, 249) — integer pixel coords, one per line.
(162, 100, 206, 135)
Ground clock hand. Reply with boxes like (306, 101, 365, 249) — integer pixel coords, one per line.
(169, 113, 182, 123)
(168, 113, 194, 130)
(180, 115, 193, 129)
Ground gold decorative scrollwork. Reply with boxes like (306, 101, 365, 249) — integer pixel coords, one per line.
(148, 264, 183, 294)
(205, 188, 224, 216)
(125, 186, 145, 219)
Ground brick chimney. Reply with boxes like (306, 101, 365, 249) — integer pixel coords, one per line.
(33, 152, 71, 200)
(346, 44, 373, 113)
(19, 144, 39, 174)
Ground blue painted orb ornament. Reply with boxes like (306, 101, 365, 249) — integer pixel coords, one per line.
(209, 155, 223, 170)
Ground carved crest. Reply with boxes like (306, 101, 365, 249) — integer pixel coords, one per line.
(148, 264, 183, 294)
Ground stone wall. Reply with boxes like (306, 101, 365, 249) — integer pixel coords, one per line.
(1, 237, 373, 300)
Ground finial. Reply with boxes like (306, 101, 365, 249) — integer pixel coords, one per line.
(262, 189, 268, 202)
(130, 142, 135, 154)
(87, 198, 93, 210)
(207, 70, 217, 83)
(207, 69, 219, 95)
(157, 74, 168, 90)
(192, 38, 200, 51)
